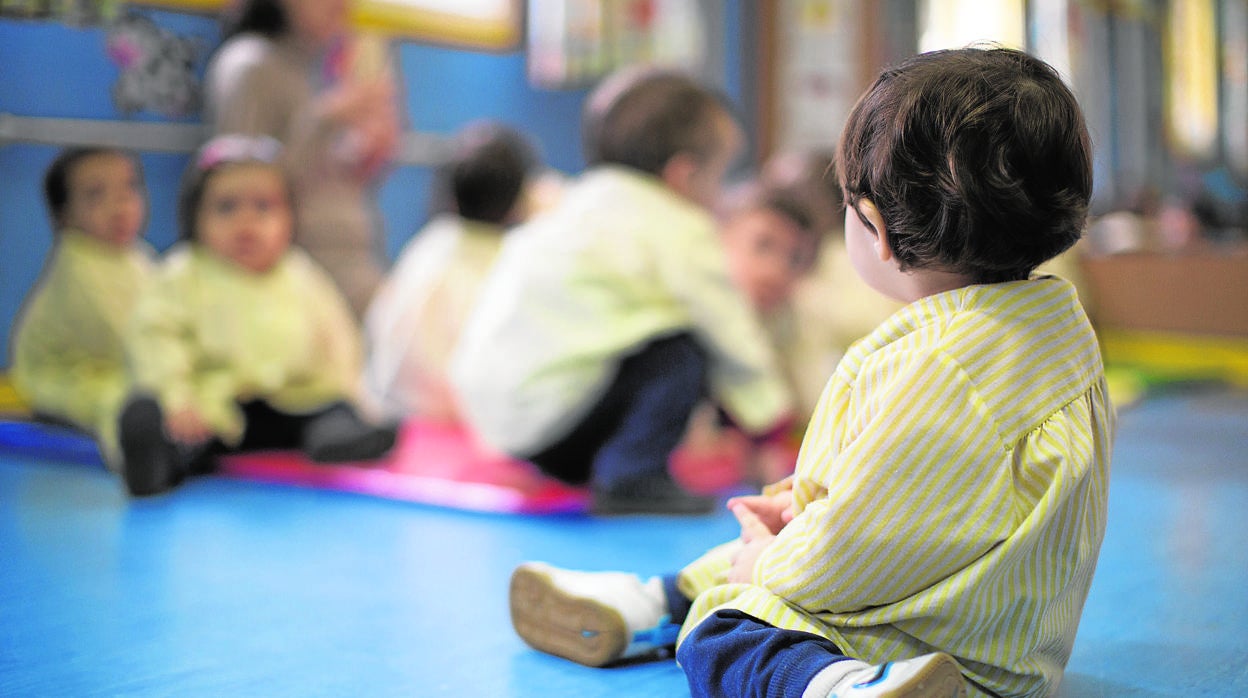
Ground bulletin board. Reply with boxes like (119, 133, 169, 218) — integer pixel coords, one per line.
(137, 0, 522, 50)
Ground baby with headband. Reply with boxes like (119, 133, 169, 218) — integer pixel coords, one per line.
(116, 134, 396, 496)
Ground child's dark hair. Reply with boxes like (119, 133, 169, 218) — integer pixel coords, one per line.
(583, 66, 736, 176)
(177, 134, 286, 241)
(837, 47, 1093, 283)
(221, 0, 287, 41)
(43, 147, 143, 229)
(443, 122, 538, 225)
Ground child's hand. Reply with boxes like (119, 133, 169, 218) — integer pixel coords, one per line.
(726, 488, 794, 535)
(728, 502, 776, 584)
(164, 407, 212, 446)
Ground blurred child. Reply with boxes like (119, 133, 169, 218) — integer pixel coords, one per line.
(451, 67, 794, 515)
(205, 0, 402, 317)
(117, 134, 396, 496)
(719, 183, 822, 321)
(763, 150, 906, 419)
(508, 47, 1112, 698)
(363, 121, 539, 421)
(681, 182, 822, 484)
(9, 147, 153, 465)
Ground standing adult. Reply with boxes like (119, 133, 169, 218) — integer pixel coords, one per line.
(203, 0, 401, 317)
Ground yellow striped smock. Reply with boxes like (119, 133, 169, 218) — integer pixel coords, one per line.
(677, 276, 1114, 698)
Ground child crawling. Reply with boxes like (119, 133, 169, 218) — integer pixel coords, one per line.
(508, 47, 1114, 698)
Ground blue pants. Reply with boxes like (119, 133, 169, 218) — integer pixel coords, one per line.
(526, 332, 707, 488)
(677, 610, 852, 698)
(662, 574, 694, 624)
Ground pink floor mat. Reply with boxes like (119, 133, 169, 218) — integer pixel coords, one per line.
(0, 416, 756, 514)
(219, 420, 754, 515)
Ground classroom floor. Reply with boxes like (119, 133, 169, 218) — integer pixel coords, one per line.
(2, 386, 1246, 697)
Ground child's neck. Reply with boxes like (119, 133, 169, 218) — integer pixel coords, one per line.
(62, 227, 131, 251)
(895, 266, 977, 304)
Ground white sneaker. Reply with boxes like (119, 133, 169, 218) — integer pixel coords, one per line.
(509, 562, 679, 666)
(803, 652, 968, 698)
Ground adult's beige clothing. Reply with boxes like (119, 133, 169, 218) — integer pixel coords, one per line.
(203, 33, 387, 317)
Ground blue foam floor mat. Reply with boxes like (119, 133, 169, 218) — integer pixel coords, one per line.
(0, 419, 103, 465)
(2, 387, 1246, 697)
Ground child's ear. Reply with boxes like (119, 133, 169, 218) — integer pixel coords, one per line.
(660, 152, 699, 199)
(857, 199, 893, 262)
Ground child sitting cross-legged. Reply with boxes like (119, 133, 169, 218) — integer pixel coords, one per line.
(508, 47, 1114, 698)
(117, 134, 396, 496)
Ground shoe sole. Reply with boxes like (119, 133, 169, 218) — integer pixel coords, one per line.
(859, 652, 968, 698)
(509, 565, 630, 667)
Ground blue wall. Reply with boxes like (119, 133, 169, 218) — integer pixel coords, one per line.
(0, 10, 217, 364)
(1, 6, 747, 366)
(381, 43, 593, 260)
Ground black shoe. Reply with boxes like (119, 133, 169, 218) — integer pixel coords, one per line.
(117, 398, 183, 497)
(304, 413, 398, 464)
(590, 471, 716, 515)
(120, 440, 180, 497)
(183, 442, 218, 476)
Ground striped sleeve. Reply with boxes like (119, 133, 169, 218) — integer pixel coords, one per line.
(755, 346, 1016, 612)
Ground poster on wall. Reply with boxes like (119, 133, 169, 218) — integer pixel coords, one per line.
(528, 0, 609, 88)
(526, 0, 706, 89)
(775, 0, 860, 153)
(107, 12, 205, 117)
